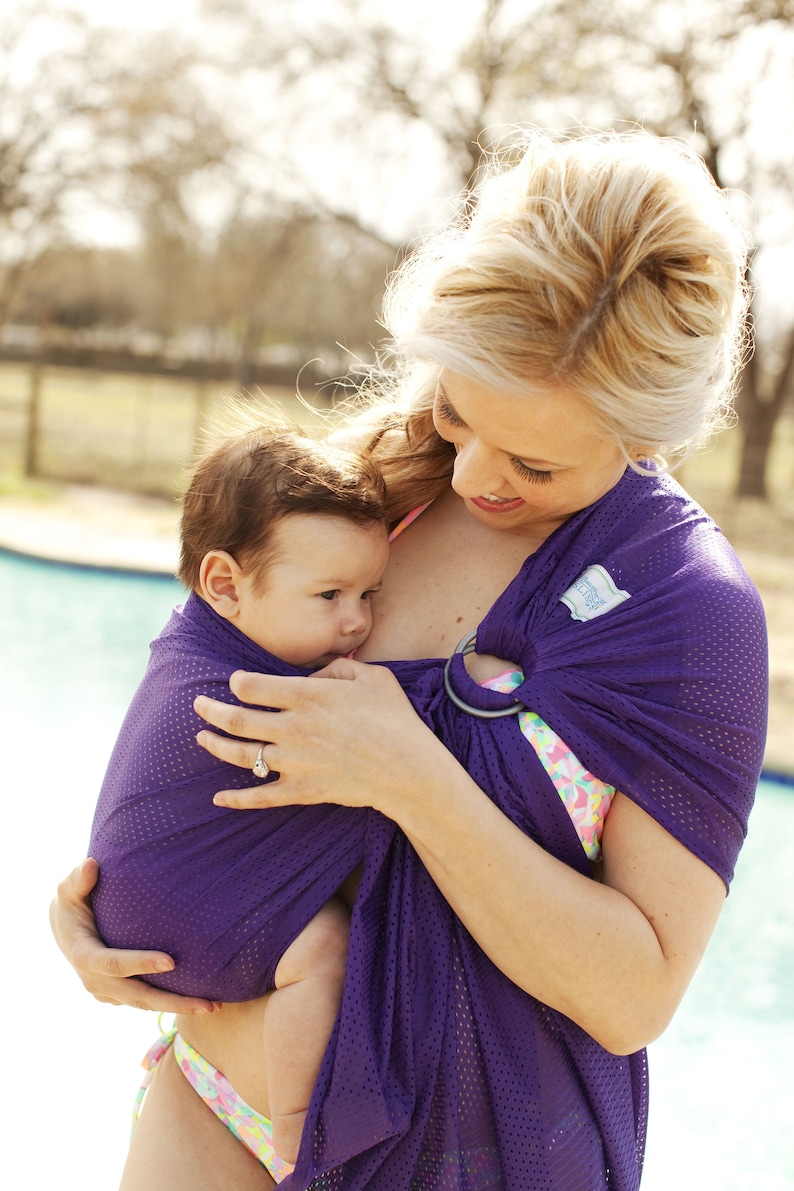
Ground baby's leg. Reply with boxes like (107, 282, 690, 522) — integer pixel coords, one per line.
(264, 896, 350, 1164)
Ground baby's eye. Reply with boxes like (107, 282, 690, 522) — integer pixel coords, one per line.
(511, 458, 553, 484)
(319, 590, 339, 601)
(361, 589, 379, 601)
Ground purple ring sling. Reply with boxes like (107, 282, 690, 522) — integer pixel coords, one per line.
(90, 467, 767, 1190)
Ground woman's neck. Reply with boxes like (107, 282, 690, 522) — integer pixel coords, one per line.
(356, 488, 544, 663)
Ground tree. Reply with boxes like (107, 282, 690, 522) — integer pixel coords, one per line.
(201, 0, 794, 497)
(0, 4, 236, 332)
(193, 204, 395, 388)
(0, 4, 98, 325)
(539, 0, 794, 496)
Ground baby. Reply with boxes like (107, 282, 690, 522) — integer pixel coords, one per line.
(89, 414, 390, 1170)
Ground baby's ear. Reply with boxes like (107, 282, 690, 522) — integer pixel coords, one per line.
(198, 551, 243, 620)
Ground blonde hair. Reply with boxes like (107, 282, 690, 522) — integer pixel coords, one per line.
(358, 128, 750, 504)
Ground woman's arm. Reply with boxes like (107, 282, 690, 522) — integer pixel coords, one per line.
(195, 662, 726, 1055)
(49, 860, 219, 1014)
(385, 768, 726, 1056)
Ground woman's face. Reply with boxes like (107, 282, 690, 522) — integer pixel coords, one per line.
(433, 370, 631, 540)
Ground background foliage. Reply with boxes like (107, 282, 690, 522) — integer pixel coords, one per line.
(2, 0, 793, 496)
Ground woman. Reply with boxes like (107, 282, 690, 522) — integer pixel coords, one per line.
(51, 129, 767, 1190)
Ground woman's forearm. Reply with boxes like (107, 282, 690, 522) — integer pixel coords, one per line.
(388, 740, 725, 1054)
(195, 666, 726, 1055)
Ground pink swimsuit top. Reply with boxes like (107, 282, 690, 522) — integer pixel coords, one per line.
(389, 504, 614, 861)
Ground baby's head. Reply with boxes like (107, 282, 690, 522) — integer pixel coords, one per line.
(178, 420, 390, 668)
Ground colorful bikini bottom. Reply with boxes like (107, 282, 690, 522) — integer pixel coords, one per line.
(133, 1020, 294, 1184)
(134, 1022, 499, 1188)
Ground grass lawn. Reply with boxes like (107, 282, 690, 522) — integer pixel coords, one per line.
(0, 361, 327, 495)
(0, 359, 791, 771)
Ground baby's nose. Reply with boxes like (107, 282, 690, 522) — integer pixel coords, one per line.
(341, 605, 369, 636)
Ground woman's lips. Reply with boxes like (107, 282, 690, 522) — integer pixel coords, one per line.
(469, 494, 526, 513)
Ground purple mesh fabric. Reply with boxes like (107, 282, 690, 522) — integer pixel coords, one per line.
(89, 466, 767, 1190)
(90, 596, 367, 999)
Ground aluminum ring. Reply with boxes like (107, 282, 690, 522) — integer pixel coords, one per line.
(442, 628, 525, 719)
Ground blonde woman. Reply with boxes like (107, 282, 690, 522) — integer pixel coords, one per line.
(52, 129, 766, 1190)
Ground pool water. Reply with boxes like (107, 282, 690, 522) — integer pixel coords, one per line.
(1, 549, 792, 1190)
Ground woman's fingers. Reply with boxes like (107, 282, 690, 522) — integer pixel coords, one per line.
(50, 859, 218, 1013)
(196, 661, 448, 817)
(212, 783, 286, 811)
(195, 724, 267, 771)
(85, 969, 218, 1014)
(64, 855, 100, 898)
(192, 666, 357, 743)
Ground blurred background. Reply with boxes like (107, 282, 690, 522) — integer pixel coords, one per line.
(0, 0, 792, 1187)
(0, 0, 793, 506)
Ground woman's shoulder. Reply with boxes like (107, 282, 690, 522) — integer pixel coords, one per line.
(601, 471, 756, 585)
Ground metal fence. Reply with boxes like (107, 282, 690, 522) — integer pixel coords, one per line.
(0, 361, 317, 496)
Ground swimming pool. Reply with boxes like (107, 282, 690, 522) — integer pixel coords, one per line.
(2, 548, 791, 1189)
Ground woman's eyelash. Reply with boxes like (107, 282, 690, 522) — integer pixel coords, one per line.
(438, 395, 553, 483)
(436, 397, 466, 427)
(511, 458, 553, 484)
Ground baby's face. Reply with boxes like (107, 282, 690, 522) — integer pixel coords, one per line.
(235, 514, 390, 668)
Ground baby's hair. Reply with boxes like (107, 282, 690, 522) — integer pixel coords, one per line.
(178, 403, 388, 592)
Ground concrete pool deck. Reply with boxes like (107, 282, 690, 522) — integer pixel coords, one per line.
(1, 480, 791, 776)
(0, 483, 180, 575)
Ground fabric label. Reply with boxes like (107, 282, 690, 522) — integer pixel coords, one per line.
(559, 564, 630, 622)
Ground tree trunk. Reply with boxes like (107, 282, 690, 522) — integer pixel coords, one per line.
(734, 321, 794, 499)
(736, 401, 778, 498)
(23, 363, 44, 479)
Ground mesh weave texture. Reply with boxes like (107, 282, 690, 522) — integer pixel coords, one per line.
(90, 466, 767, 1189)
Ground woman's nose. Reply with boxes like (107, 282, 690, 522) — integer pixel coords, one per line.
(451, 438, 503, 496)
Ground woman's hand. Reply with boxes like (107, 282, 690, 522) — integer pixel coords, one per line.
(49, 859, 218, 1014)
(195, 659, 452, 816)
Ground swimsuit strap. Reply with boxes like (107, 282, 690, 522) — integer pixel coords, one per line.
(389, 501, 433, 542)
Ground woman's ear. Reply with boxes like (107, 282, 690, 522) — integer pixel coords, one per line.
(198, 551, 244, 620)
(630, 444, 655, 463)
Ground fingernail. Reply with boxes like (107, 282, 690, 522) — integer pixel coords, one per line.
(153, 958, 174, 972)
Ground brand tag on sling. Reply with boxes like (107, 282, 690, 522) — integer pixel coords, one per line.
(560, 564, 631, 622)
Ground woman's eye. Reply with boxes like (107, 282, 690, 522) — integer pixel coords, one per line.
(435, 396, 466, 427)
(511, 458, 553, 484)
(319, 590, 338, 601)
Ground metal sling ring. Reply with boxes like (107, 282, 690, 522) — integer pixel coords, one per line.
(442, 628, 526, 719)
